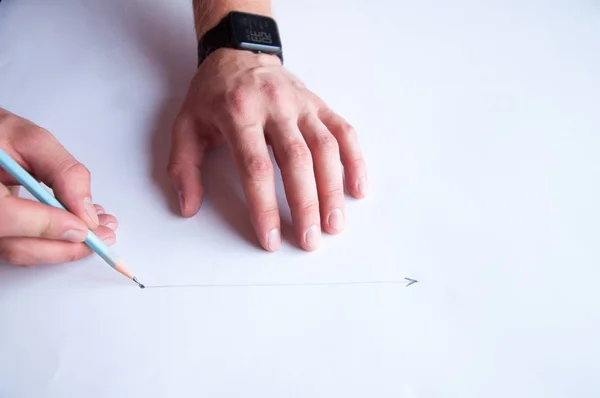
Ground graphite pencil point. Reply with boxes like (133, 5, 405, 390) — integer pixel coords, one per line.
(133, 277, 145, 289)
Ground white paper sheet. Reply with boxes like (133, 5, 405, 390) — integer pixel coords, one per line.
(0, 0, 599, 396)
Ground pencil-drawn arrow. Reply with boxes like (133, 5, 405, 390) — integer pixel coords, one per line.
(404, 278, 418, 287)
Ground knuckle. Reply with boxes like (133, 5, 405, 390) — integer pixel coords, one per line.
(227, 86, 253, 116)
(255, 205, 279, 220)
(315, 134, 339, 153)
(0, 243, 24, 265)
(167, 162, 184, 181)
(241, 155, 273, 180)
(1, 114, 50, 143)
(272, 111, 296, 126)
(292, 78, 306, 91)
(297, 199, 320, 215)
(339, 122, 357, 139)
(25, 124, 49, 137)
(67, 248, 88, 263)
(40, 214, 54, 239)
(284, 142, 312, 169)
(323, 184, 345, 198)
(260, 80, 282, 101)
(17, 125, 52, 145)
(348, 155, 365, 169)
(172, 115, 191, 134)
(62, 162, 91, 181)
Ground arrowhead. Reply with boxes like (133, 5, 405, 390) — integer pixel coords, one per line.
(404, 278, 418, 287)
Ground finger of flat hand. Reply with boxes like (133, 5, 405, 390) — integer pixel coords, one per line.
(167, 116, 206, 217)
(268, 121, 322, 251)
(10, 128, 99, 228)
(319, 108, 368, 198)
(226, 123, 281, 252)
(0, 195, 89, 241)
(299, 116, 345, 235)
(0, 226, 115, 266)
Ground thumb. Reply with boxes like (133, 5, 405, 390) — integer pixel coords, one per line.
(167, 116, 207, 217)
(0, 183, 89, 242)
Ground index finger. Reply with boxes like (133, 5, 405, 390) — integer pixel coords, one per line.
(8, 126, 99, 229)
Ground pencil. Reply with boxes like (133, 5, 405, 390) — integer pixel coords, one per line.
(0, 148, 144, 288)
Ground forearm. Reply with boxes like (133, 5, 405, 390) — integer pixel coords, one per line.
(193, 0, 272, 39)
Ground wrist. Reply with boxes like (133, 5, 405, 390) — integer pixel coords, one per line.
(193, 0, 272, 40)
(205, 47, 282, 69)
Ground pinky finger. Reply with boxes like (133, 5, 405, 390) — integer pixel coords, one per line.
(319, 109, 368, 198)
(0, 226, 116, 267)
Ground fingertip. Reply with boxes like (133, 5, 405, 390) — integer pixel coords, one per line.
(345, 172, 369, 199)
(357, 176, 369, 198)
(48, 161, 99, 229)
(178, 190, 203, 218)
(169, 164, 204, 218)
(248, 207, 281, 252)
(323, 208, 345, 235)
(94, 226, 117, 246)
(83, 197, 100, 229)
(265, 228, 281, 252)
(98, 214, 118, 231)
(301, 224, 322, 251)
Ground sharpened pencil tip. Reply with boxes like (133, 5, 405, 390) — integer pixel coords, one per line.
(133, 277, 145, 289)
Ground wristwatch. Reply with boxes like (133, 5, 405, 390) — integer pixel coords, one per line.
(197, 11, 283, 67)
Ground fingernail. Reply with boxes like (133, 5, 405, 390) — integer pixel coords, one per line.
(105, 221, 118, 231)
(178, 192, 185, 214)
(95, 205, 105, 215)
(62, 228, 88, 243)
(267, 228, 281, 252)
(357, 177, 369, 197)
(83, 197, 99, 227)
(328, 208, 344, 233)
(304, 225, 322, 250)
(102, 234, 116, 245)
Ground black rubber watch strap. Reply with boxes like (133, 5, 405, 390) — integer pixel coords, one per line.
(197, 13, 283, 67)
(197, 17, 230, 67)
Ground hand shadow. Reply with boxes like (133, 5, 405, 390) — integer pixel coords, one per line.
(201, 147, 299, 250)
(149, 98, 183, 216)
(202, 147, 261, 249)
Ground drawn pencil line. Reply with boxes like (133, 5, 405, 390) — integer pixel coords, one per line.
(144, 279, 420, 289)
(404, 278, 418, 287)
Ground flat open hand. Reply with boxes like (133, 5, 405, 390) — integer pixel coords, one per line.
(168, 49, 368, 251)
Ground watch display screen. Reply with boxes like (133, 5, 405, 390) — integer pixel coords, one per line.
(230, 12, 282, 53)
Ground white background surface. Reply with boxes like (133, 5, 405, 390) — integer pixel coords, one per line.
(0, 0, 599, 397)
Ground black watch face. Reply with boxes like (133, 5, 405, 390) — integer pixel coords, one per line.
(230, 12, 282, 53)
